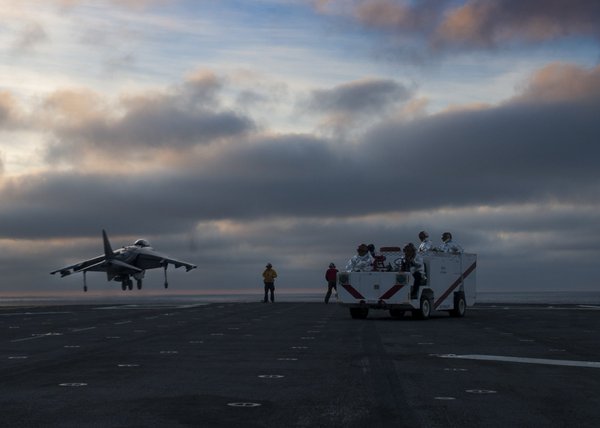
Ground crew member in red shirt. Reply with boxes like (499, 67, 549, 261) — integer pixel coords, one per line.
(324, 263, 339, 304)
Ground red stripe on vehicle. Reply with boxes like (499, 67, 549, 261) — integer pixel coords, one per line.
(379, 284, 405, 300)
(434, 262, 477, 309)
(341, 284, 365, 300)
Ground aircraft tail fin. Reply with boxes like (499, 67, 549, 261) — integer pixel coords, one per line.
(102, 229, 115, 259)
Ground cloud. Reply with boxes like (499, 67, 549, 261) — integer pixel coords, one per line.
(434, 0, 600, 48)
(314, 0, 600, 55)
(38, 72, 255, 166)
(363, 99, 600, 209)
(2, 61, 600, 292)
(0, 91, 20, 128)
(513, 62, 600, 104)
(2, 62, 599, 237)
(308, 78, 412, 115)
(304, 78, 413, 134)
(55, 0, 173, 10)
(10, 21, 48, 53)
(3, 62, 599, 242)
(0, 133, 344, 239)
(354, 0, 445, 33)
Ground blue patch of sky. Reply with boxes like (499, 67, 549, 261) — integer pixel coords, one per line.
(143, 1, 386, 85)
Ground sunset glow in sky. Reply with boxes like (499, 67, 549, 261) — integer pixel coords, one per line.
(1, 0, 599, 296)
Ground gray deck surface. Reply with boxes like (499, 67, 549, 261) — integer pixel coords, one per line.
(1, 301, 599, 427)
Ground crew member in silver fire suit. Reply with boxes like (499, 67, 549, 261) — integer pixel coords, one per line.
(439, 232, 463, 254)
(345, 244, 374, 272)
(401, 243, 426, 299)
(418, 231, 434, 253)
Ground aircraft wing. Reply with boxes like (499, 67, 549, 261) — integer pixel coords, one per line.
(135, 250, 197, 272)
(163, 256, 197, 272)
(51, 256, 144, 277)
(50, 255, 106, 277)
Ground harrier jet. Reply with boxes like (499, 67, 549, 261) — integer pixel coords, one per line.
(51, 230, 197, 292)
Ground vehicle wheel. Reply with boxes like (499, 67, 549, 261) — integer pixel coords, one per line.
(413, 296, 432, 320)
(137, 280, 143, 290)
(121, 282, 127, 291)
(349, 308, 368, 319)
(127, 280, 133, 290)
(450, 293, 466, 317)
(389, 309, 405, 319)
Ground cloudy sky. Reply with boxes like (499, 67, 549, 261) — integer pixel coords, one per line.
(1, 0, 599, 297)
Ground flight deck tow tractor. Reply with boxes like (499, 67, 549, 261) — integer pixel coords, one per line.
(337, 247, 476, 319)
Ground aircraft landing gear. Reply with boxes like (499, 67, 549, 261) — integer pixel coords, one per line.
(121, 278, 133, 291)
(137, 279, 143, 290)
(163, 265, 169, 289)
(83, 272, 88, 293)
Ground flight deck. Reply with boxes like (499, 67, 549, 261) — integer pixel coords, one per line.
(1, 302, 599, 427)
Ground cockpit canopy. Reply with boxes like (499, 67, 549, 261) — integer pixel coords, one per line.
(134, 239, 150, 248)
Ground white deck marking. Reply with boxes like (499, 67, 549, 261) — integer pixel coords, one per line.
(95, 303, 208, 310)
(466, 389, 497, 394)
(11, 332, 63, 342)
(227, 402, 261, 408)
(71, 327, 96, 332)
(437, 354, 600, 369)
(12, 326, 94, 342)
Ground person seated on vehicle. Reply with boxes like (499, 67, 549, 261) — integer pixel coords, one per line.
(367, 243, 387, 271)
(401, 243, 426, 299)
(367, 243, 376, 257)
(345, 243, 374, 272)
(417, 231, 434, 253)
(439, 232, 464, 254)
